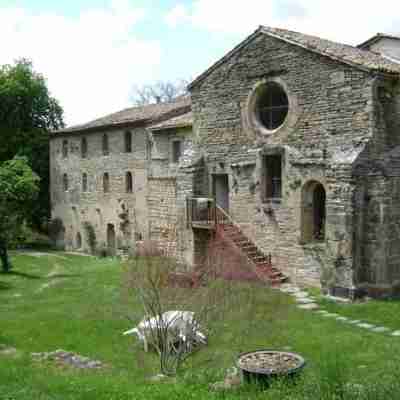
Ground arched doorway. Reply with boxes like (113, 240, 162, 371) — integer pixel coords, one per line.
(301, 181, 326, 243)
(76, 232, 82, 249)
(107, 224, 116, 255)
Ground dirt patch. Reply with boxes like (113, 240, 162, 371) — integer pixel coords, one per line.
(31, 349, 106, 370)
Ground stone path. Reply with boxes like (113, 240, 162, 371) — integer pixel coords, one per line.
(31, 349, 105, 369)
(278, 283, 400, 337)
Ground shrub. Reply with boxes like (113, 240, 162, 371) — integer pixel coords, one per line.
(48, 218, 64, 242)
(83, 221, 97, 254)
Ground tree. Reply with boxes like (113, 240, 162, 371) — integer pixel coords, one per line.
(0, 59, 64, 230)
(0, 157, 40, 272)
(130, 79, 189, 106)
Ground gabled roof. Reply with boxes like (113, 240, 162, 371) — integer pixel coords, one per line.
(149, 111, 192, 132)
(358, 33, 400, 50)
(54, 95, 191, 135)
(188, 26, 400, 90)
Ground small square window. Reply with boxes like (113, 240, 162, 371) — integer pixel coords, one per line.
(263, 154, 282, 201)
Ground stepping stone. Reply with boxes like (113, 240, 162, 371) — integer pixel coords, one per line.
(295, 297, 315, 304)
(348, 320, 362, 325)
(322, 313, 340, 318)
(371, 326, 390, 333)
(0, 345, 18, 357)
(297, 303, 319, 310)
(356, 323, 376, 329)
(391, 330, 400, 337)
(336, 317, 349, 322)
(292, 291, 310, 298)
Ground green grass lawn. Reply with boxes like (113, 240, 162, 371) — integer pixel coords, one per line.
(2, 252, 400, 399)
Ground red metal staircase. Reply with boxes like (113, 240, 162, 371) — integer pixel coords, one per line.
(214, 206, 288, 286)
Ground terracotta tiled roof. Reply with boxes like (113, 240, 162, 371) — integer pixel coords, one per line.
(261, 26, 400, 74)
(149, 111, 192, 131)
(55, 95, 191, 135)
(189, 26, 400, 89)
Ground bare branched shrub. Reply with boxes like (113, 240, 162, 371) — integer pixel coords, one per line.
(123, 245, 242, 376)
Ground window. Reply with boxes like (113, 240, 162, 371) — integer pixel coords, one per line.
(257, 82, 288, 131)
(172, 140, 182, 163)
(81, 137, 88, 158)
(263, 155, 282, 200)
(62, 140, 68, 158)
(102, 134, 109, 155)
(63, 173, 69, 191)
(126, 172, 133, 193)
(124, 131, 132, 153)
(82, 173, 88, 192)
(103, 172, 110, 193)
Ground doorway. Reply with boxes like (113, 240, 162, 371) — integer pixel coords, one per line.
(213, 174, 229, 213)
(107, 224, 116, 255)
(301, 181, 326, 242)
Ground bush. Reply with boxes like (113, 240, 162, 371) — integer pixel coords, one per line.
(48, 218, 64, 242)
(83, 221, 97, 254)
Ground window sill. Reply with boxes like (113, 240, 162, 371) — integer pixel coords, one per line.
(262, 198, 282, 206)
(299, 241, 326, 249)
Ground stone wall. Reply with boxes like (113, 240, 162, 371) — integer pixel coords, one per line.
(50, 127, 149, 253)
(147, 177, 178, 257)
(188, 32, 377, 293)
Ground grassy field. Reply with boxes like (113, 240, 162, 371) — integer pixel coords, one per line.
(2, 252, 400, 399)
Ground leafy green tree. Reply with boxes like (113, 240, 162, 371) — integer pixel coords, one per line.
(0, 157, 40, 272)
(0, 59, 64, 230)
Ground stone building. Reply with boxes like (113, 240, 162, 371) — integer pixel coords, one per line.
(51, 26, 400, 298)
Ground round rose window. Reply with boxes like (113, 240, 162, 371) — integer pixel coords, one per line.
(256, 82, 289, 131)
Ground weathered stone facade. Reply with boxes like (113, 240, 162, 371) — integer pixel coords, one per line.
(50, 26, 400, 298)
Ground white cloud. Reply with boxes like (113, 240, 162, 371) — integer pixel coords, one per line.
(165, 4, 189, 28)
(165, 0, 400, 45)
(0, 3, 162, 126)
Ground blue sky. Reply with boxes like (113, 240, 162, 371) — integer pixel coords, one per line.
(1, 0, 399, 125)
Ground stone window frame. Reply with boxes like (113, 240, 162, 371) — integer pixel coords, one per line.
(260, 147, 285, 204)
(125, 171, 133, 193)
(124, 131, 132, 153)
(63, 173, 69, 192)
(171, 138, 183, 164)
(103, 172, 110, 193)
(81, 137, 88, 159)
(62, 140, 68, 158)
(246, 77, 298, 138)
(82, 173, 88, 192)
(102, 134, 109, 156)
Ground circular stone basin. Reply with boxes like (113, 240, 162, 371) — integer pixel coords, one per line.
(237, 350, 305, 385)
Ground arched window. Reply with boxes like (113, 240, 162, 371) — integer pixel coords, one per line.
(301, 181, 326, 243)
(62, 140, 68, 158)
(63, 173, 68, 191)
(103, 172, 110, 193)
(82, 173, 88, 192)
(126, 172, 133, 193)
(81, 137, 88, 158)
(124, 131, 132, 153)
(102, 134, 109, 155)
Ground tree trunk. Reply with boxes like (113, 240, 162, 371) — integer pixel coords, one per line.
(0, 240, 11, 272)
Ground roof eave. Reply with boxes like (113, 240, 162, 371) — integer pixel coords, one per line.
(188, 26, 263, 90)
(149, 122, 193, 132)
(51, 118, 149, 137)
(188, 26, 399, 91)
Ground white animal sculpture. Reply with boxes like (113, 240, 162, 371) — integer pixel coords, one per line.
(123, 310, 207, 352)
